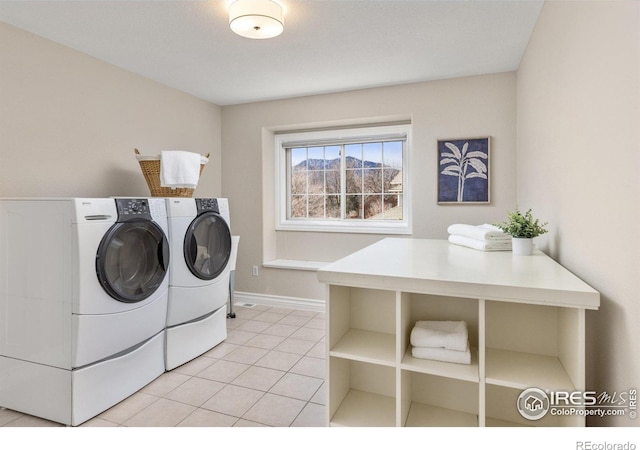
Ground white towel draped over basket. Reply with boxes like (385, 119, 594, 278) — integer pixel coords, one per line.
(160, 150, 202, 189)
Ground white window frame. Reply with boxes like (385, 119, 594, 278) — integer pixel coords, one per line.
(275, 124, 412, 234)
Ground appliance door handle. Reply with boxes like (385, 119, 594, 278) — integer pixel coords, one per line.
(85, 215, 112, 221)
(159, 237, 170, 272)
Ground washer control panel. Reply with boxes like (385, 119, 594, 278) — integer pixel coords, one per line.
(115, 198, 152, 221)
(195, 198, 220, 215)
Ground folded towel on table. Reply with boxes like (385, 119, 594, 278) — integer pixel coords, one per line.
(448, 234, 512, 252)
(412, 343, 471, 365)
(410, 320, 469, 351)
(447, 223, 510, 242)
(160, 150, 202, 188)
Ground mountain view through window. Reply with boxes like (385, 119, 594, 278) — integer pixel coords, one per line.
(288, 140, 403, 221)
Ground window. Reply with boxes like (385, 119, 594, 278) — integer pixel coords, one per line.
(275, 124, 411, 234)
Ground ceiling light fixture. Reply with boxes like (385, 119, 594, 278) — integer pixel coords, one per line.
(229, 0, 284, 40)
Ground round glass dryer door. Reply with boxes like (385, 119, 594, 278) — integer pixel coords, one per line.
(96, 221, 169, 303)
(184, 212, 232, 280)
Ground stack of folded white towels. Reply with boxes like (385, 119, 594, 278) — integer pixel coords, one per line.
(447, 223, 511, 251)
(410, 320, 471, 365)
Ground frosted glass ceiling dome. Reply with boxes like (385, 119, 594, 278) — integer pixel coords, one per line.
(229, 0, 284, 39)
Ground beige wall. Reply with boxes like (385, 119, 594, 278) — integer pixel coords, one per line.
(222, 73, 518, 300)
(0, 22, 222, 198)
(517, 1, 640, 426)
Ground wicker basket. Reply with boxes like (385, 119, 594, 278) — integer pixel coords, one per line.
(134, 148, 209, 197)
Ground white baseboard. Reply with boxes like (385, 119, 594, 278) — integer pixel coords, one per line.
(232, 291, 325, 313)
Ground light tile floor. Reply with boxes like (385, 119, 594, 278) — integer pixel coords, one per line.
(0, 304, 327, 427)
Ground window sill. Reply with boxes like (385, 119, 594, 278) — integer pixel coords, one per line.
(263, 259, 329, 271)
(276, 221, 412, 235)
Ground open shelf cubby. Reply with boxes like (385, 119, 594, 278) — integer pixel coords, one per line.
(401, 371, 479, 427)
(484, 301, 582, 392)
(328, 286, 396, 366)
(329, 357, 396, 427)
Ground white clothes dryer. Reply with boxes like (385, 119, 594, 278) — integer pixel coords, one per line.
(0, 198, 169, 426)
(164, 197, 232, 370)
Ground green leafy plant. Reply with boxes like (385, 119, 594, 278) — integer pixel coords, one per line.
(495, 208, 548, 238)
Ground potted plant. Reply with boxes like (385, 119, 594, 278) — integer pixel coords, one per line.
(495, 208, 548, 255)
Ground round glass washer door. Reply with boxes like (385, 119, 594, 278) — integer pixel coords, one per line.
(184, 212, 232, 280)
(96, 221, 170, 303)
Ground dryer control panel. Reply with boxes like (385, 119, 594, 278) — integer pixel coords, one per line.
(195, 198, 220, 215)
(115, 198, 152, 221)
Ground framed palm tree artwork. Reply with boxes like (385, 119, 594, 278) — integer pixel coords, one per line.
(437, 137, 490, 204)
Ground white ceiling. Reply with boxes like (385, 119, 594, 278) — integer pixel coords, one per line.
(0, 0, 544, 106)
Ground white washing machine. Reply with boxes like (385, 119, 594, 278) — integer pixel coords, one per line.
(165, 197, 232, 370)
(0, 198, 169, 426)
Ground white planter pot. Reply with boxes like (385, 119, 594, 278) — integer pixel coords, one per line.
(512, 237, 533, 256)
